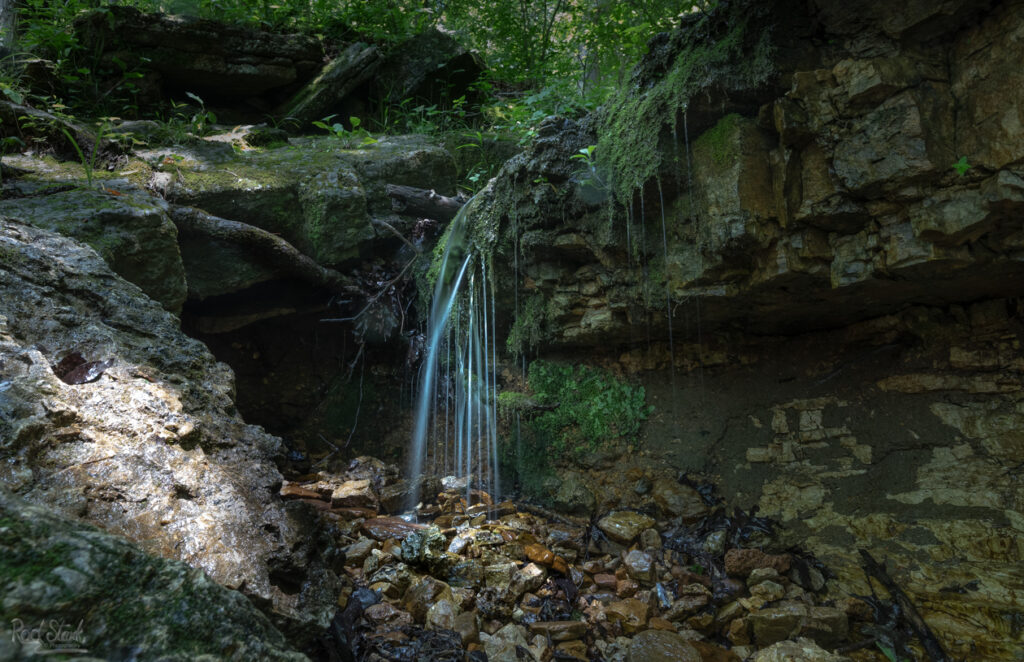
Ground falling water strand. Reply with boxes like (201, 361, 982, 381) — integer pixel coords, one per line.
(444, 324, 451, 475)
(683, 109, 705, 399)
(489, 260, 500, 506)
(408, 250, 471, 511)
(657, 178, 679, 430)
(640, 192, 652, 350)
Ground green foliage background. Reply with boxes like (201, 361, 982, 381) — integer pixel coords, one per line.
(3, 0, 708, 137)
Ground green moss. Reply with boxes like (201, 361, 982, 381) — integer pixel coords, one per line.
(505, 291, 547, 357)
(696, 113, 743, 168)
(596, 2, 774, 204)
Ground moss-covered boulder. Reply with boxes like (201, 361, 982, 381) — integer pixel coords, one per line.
(0, 185, 186, 313)
(143, 135, 456, 299)
(0, 486, 308, 661)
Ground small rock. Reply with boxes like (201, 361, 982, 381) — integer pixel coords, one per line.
(363, 602, 413, 629)
(802, 606, 849, 648)
(724, 548, 791, 578)
(361, 517, 427, 541)
(747, 567, 780, 587)
(640, 527, 662, 550)
(453, 610, 480, 645)
(606, 598, 649, 634)
(727, 616, 751, 645)
(616, 578, 639, 598)
(556, 639, 589, 660)
(482, 623, 533, 662)
(511, 562, 547, 596)
(703, 529, 728, 556)
(594, 573, 618, 589)
(598, 511, 656, 544)
(426, 598, 460, 630)
(524, 542, 555, 566)
(749, 579, 785, 603)
(752, 639, 853, 662)
(485, 561, 518, 592)
(331, 479, 377, 509)
(651, 478, 708, 521)
(748, 602, 805, 646)
(627, 629, 700, 662)
(664, 583, 711, 620)
(343, 537, 377, 564)
(402, 576, 454, 622)
(527, 621, 587, 641)
(280, 482, 322, 500)
(623, 549, 654, 583)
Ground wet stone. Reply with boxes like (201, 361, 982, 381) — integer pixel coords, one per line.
(724, 548, 792, 578)
(402, 576, 454, 622)
(748, 603, 805, 646)
(453, 610, 480, 645)
(426, 598, 460, 631)
(606, 598, 649, 634)
(598, 511, 656, 544)
(651, 478, 708, 521)
(527, 621, 587, 641)
(510, 562, 546, 596)
(628, 629, 701, 662)
(331, 478, 377, 508)
(623, 549, 655, 583)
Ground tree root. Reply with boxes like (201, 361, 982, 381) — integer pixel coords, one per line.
(167, 205, 360, 296)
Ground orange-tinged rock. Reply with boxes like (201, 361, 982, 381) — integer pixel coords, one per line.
(280, 483, 322, 500)
(524, 542, 555, 566)
(361, 517, 427, 541)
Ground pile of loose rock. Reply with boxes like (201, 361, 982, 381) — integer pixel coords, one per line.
(283, 458, 877, 661)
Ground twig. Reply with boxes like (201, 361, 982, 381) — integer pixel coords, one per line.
(321, 256, 417, 323)
(371, 217, 419, 254)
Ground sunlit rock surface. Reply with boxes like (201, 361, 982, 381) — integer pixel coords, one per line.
(0, 486, 307, 661)
(0, 218, 341, 641)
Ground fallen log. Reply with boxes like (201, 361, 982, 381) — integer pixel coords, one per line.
(859, 549, 950, 662)
(386, 183, 465, 221)
(168, 205, 360, 296)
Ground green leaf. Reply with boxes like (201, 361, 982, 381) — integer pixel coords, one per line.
(952, 156, 972, 176)
(2, 87, 23, 105)
(185, 91, 205, 106)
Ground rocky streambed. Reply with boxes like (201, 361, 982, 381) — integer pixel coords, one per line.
(286, 458, 894, 662)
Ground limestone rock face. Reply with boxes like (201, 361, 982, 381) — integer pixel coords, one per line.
(473, 0, 1024, 345)
(460, 1, 1024, 658)
(0, 486, 307, 661)
(0, 219, 341, 641)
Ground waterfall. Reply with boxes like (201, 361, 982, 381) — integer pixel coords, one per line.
(408, 197, 500, 512)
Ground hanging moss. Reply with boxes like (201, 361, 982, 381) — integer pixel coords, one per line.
(596, 2, 775, 204)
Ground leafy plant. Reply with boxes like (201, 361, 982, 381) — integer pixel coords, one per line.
(58, 119, 107, 189)
(524, 360, 652, 456)
(312, 114, 378, 148)
(952, 156, 971, 177)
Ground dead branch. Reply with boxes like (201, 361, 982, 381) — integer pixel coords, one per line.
(386, 183, 465, 221)
(859, 549, 950, 662)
